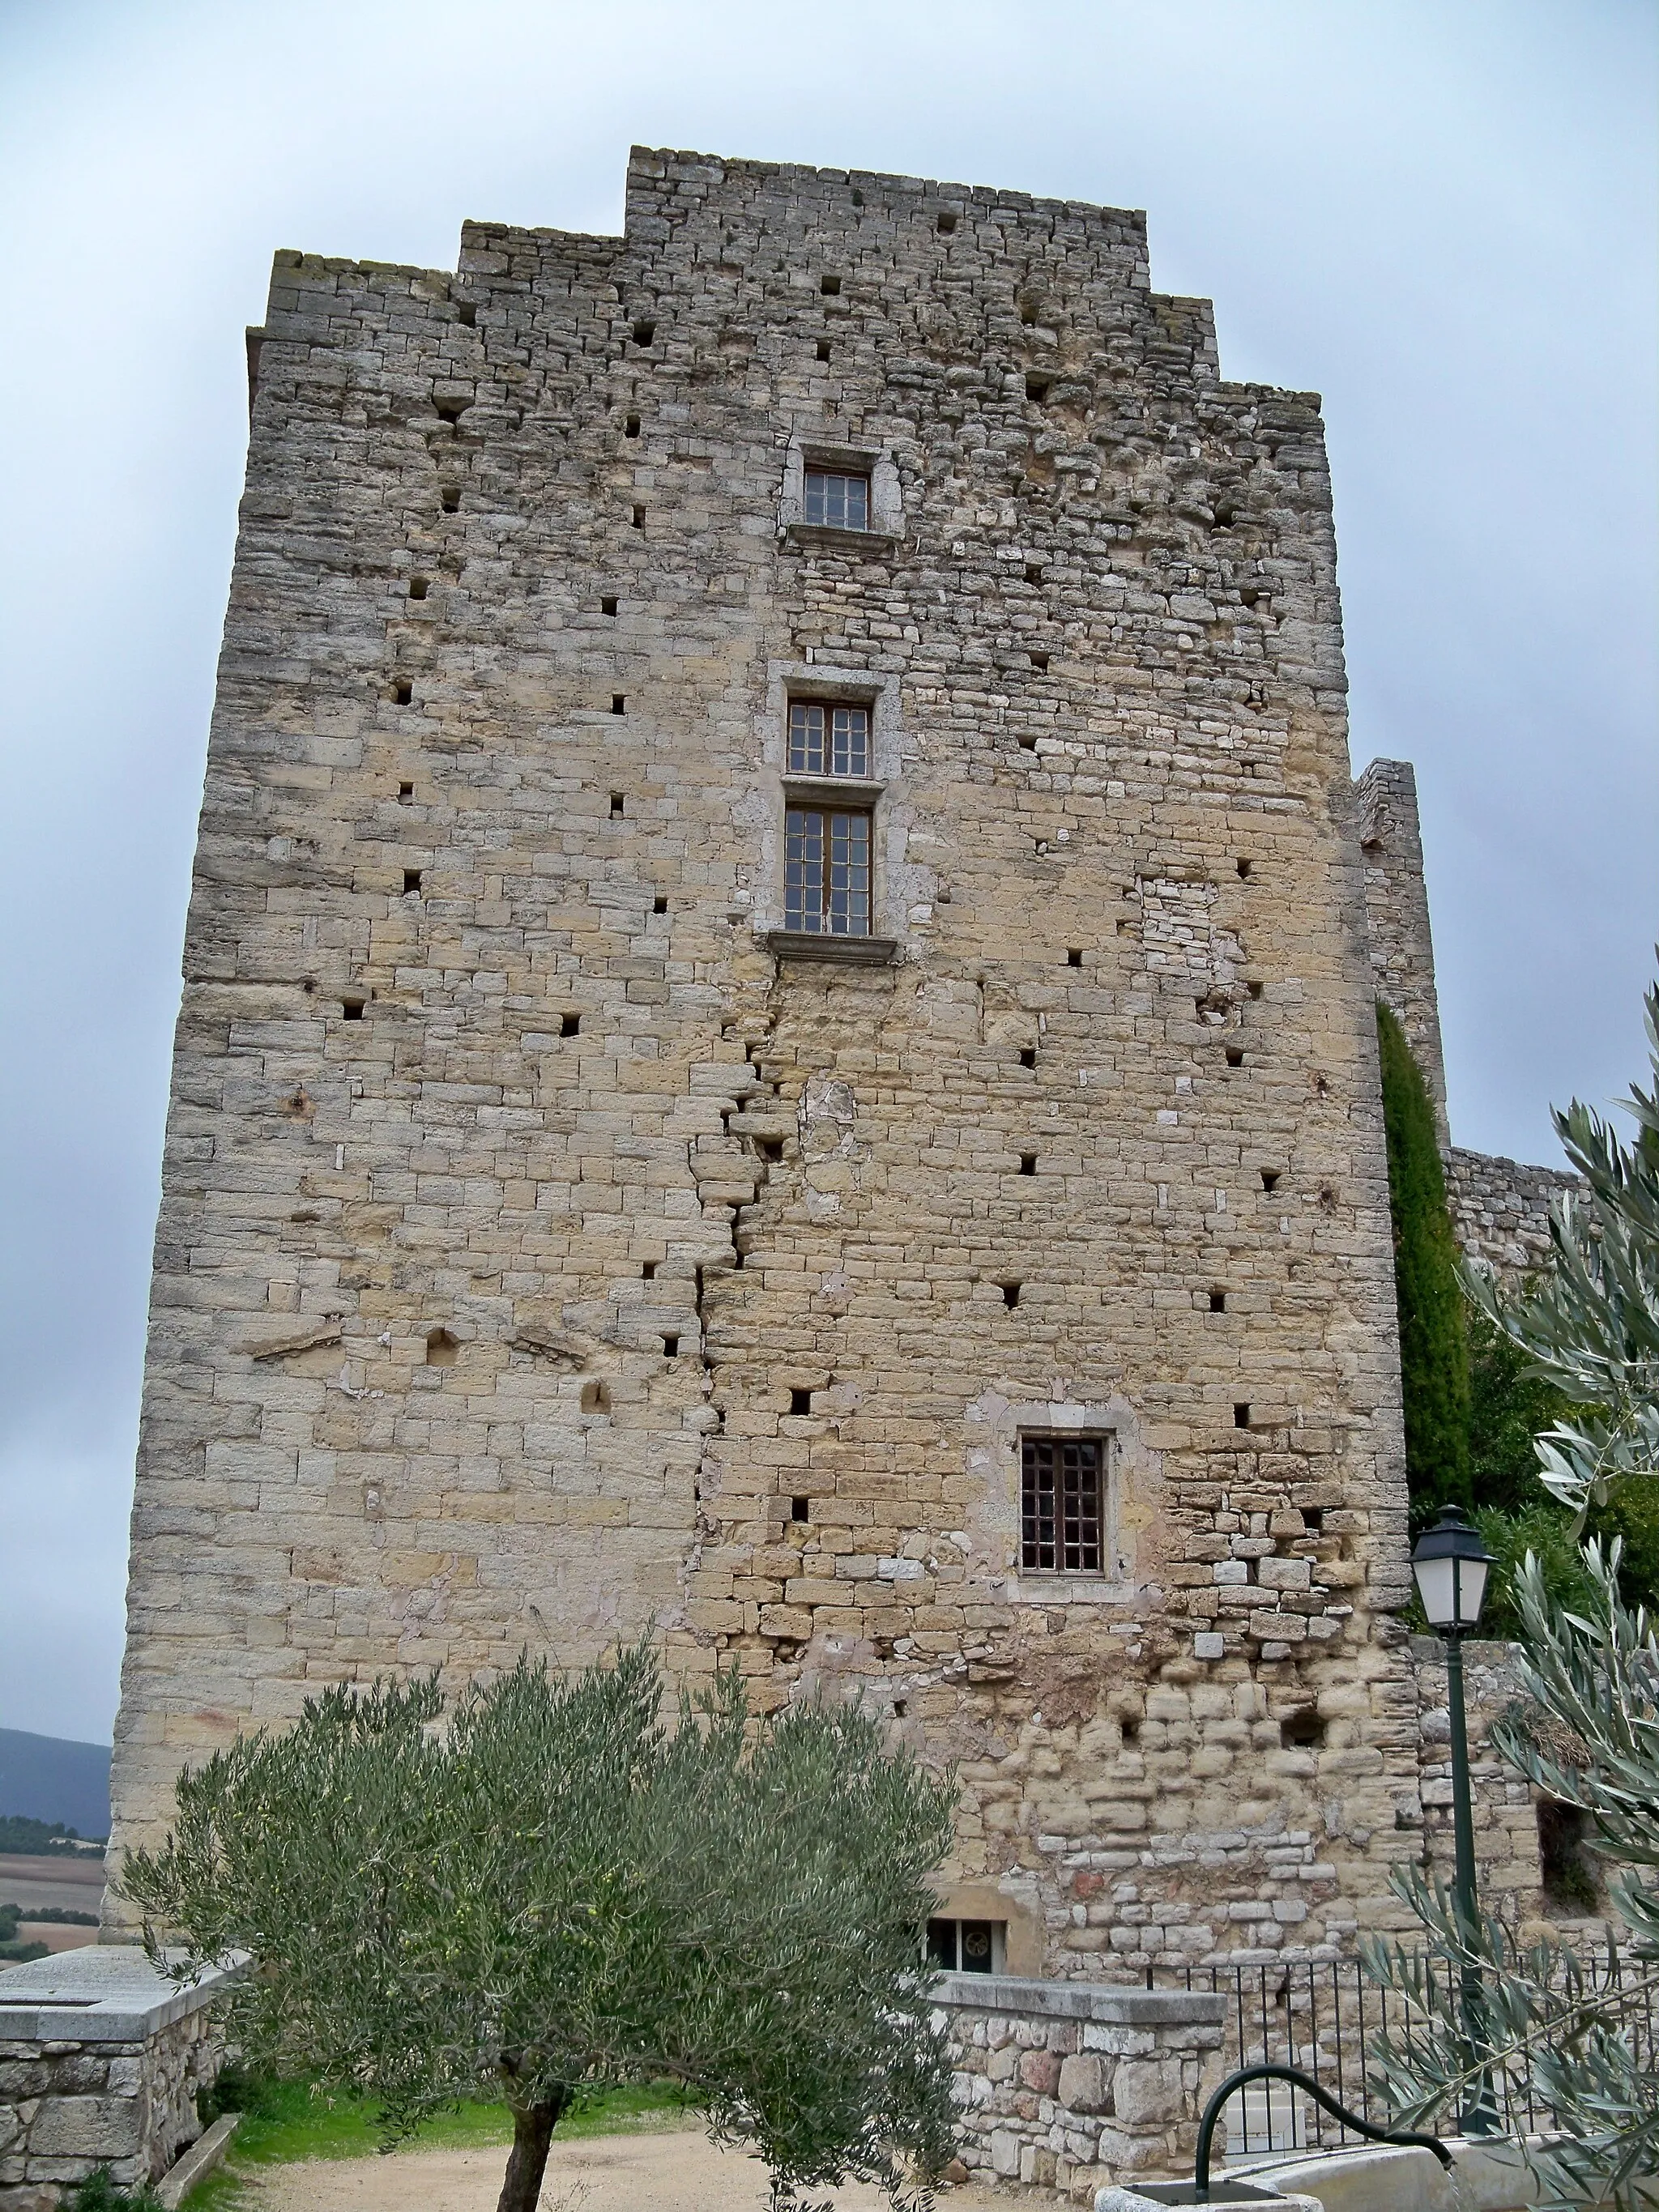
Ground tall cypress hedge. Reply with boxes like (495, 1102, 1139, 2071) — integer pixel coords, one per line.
(1376, 1001, 1473, 1522)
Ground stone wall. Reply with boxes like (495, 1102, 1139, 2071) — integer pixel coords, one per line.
(1355, 759, 1448, 1149)
(1447, 1149, 1580, 1278)
(109, 144, 1422, 1967)
(937, 1971, 1225, 2201)
(0, 1948, 233, 2210)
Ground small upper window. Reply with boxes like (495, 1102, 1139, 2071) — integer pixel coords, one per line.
(804, 467, 870, 531)
(788, 699, 870, 779)
(1020, 1434, 1106, 1573)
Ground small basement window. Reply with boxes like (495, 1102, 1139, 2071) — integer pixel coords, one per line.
(1538, 1797, 1600, 1914)
(804, 467, 869, 531)
(927, 1917, 1004, 1974)
(1020, 1433, 1107, 1573)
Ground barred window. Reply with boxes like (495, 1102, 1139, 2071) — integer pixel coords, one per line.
(804, 467, 870, 531)
(785, 806, 871, 936)
(787, 699, 870, 778)
(1020, 1435, 1105, 1572)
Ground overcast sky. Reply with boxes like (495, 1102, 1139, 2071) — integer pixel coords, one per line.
(1, 0, 1653, 1749)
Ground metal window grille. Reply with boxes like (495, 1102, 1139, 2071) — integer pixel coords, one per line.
(784, 807, 871, 936)
(804, 468, 870, 530)
(1020, 1436, 1103, 1571)
(787, 700, 870, 778)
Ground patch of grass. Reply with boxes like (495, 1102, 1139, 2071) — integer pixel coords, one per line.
(181, 2077, 690, 2207)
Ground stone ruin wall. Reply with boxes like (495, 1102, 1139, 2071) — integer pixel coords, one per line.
(109, 143, 1439, 1974)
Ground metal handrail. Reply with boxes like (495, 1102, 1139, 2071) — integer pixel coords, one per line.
(1194, 2064, 1453, 2196)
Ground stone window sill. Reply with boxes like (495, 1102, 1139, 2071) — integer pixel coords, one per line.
(782, 523, 902, 556)
(764, 930, 898, 966)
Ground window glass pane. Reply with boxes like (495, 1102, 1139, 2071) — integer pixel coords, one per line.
(788, 701, 825, 774)
(784, 807, 871, 936)
(1021, 1437, 1103, 1572)
(804, 468, 870, 530)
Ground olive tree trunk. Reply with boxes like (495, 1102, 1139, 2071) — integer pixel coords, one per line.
(495, 2086, 568, 2212)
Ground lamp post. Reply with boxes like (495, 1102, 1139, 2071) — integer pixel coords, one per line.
(1410, 1505, 1499, 2136)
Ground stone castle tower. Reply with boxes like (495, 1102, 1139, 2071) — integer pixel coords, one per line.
(111, 147, 1508, 1972)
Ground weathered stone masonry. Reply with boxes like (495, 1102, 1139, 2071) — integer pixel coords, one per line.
(112, 145, 1441, 1972)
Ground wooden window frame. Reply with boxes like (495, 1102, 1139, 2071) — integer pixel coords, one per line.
(784, 803, 873, 938)
(787, 697, 872, 779)
(803, 466, 871, 532)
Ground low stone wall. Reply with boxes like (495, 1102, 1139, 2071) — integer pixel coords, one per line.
(936, 1971, 1226, 2202)
(1447, 1148, 1580, 1277)
(0, 1946, 237, 2210)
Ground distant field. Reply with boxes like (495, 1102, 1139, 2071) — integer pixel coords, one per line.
(0, 1852, 105, 1920)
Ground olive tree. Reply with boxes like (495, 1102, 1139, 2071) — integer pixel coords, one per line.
(1363, 975, 1659, 2207)
(121, 1644, 957, 2212)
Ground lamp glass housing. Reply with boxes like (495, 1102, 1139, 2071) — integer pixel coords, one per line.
(1411, 1509, 1493, 1630)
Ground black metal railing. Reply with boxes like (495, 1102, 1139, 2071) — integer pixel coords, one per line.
(1146, 1949, 1657, 2159)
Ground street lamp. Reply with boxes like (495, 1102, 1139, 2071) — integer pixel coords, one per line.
(1411, 1505, 1498, 2135)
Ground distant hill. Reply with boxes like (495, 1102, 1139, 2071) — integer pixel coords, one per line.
(0, 1730, 110, 1842)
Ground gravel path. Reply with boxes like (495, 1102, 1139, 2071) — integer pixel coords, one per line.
(235, 2127, 1006, 2210)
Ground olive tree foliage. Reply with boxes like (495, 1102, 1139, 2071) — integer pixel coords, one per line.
(1463, 978, 1659, 1526)
(119, 1645, 957, 2212)
(1363, 977, 1659, 2208)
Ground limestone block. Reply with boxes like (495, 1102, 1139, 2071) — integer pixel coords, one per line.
(1111, 2057, 1182, 2126)
(1057, 2052, 1108, 2113)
